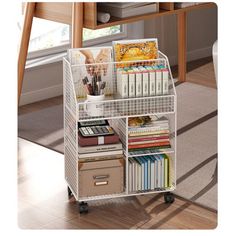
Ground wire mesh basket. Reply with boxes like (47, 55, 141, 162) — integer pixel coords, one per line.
(63, 51, 176, 121)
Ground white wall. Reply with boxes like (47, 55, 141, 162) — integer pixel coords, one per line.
(20, 6, 217, 105)
(144, 6, 217, 65)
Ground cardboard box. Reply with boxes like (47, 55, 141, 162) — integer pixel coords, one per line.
(78, 157, 125, 197)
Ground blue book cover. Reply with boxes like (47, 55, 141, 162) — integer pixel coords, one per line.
(149, 156, 155, 189)
(141, 156, 148, 190)
(143, 156, 150, 189)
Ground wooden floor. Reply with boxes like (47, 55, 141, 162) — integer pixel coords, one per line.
(18, 58, 217, 229)
(18, 138, 217, 229)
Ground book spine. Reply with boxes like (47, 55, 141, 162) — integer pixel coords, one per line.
(149, 70, 156, 96)
(79, 143, 122, 153)
(129, 145, 171, 152)
(142, 71, 149, 96)
(128, 72, 135, 98)
(162, 69, 169, 95)
(128, 125, 169, 132)
(128, 141, 170, 149)
(155, 69, 162, 95)
(128, 136, 169, 143)
(79, 150, 123, 158)
(135, 71, 142, 97)
(117, 69, 128, 98)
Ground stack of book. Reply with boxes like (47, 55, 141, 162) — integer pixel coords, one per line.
(98, 2, 159, 18)
(128, 116, 171, 155)
(78, 123, 123, 161)
(128, 154, 170, 192)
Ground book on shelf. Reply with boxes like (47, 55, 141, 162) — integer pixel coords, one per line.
(78, 149, 123, 159)
(98, 2, 159, 19)
(128, 141, 171, 150)
(128, 154, 171, 192)
(128, 130, 170, 137)
(128, 115, 171, 152)
(99, 2, 151, 9)
(78, 131, 120, 147)
(128, 135, 170, 143)
(79, 154, 124, 162)
(128, 115, 169, 128)
(78, 142, 122, 154)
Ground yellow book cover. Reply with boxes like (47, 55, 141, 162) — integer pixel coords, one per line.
(113, 38, 158, 64)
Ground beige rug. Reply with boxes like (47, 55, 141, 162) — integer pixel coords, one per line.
(18, 82, 217, 210)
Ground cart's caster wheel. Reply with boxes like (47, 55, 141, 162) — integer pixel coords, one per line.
(67, 186, 73, 198)
(78, 202, 88, 214)
(164, 192, 175, 204)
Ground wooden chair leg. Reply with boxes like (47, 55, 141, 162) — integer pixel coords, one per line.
(177, 11, 187, 82)
(18, 2, 36, 104)
(72, 2, 83, 48)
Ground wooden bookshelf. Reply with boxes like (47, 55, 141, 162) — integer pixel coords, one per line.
(29, 2, 216, 29)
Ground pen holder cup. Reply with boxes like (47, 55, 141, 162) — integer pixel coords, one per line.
(84, 94, 105, 117)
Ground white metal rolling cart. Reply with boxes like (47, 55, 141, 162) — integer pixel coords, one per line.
(63, 51, 177, 213)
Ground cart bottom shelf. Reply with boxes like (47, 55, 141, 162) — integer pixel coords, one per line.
(76, 186, 175, 202)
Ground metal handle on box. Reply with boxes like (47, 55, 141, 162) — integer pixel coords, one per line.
(94, 181, 108, 186)
(93, 174, 109, 179)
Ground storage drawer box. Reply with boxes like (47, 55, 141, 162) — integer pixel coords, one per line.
(78, 158, 125, 197)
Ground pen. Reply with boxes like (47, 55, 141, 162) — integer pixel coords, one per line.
(100, 81, 106, 95)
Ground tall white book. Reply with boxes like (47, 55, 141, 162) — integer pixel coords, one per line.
(162, 69, 169, 95)
(154, 66, 162, 95)
(117, 68, 128, 98)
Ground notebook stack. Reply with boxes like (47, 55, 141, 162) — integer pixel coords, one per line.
(78, 120, 123, 162)
(128, 154, 170, 192)
(128, 116, 171, 155)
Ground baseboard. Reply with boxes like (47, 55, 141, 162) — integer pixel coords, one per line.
(19, 84, 63, 106)
(168, 46, 213, 66)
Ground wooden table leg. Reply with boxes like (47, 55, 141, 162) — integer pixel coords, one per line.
(177, 11, 187, 82)
(72, 2, 83, 48)
(18, 2, 36, 103)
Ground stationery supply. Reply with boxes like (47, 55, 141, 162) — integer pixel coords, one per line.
(79, 125, 115, 137)
(67, 46, 113, 98)
(128, 116, 171, 155)
(128, 154, 170, 192)
(82, 75, 106, 96)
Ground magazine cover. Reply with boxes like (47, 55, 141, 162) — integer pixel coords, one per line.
(113, 38, 158, 63)
(67, 47, 113, 98)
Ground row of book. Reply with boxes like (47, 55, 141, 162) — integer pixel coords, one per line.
(117, 66, 169, 99)
(128, 154, 170, 192)
(128, 116, 171, 155)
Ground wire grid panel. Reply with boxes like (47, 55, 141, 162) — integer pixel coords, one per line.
(77, 95, 175, 121)
(63, 58, 77, 115)
(109, 118, 127, 153)
(63, 58, 79, 199)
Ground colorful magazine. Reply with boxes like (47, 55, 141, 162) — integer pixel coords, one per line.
(113, 38, 158, 63)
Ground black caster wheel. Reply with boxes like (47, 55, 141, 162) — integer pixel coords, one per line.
(164, 192, 175, 204)
(78, 201, 88, 214)
(67, 186, 73, 198)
